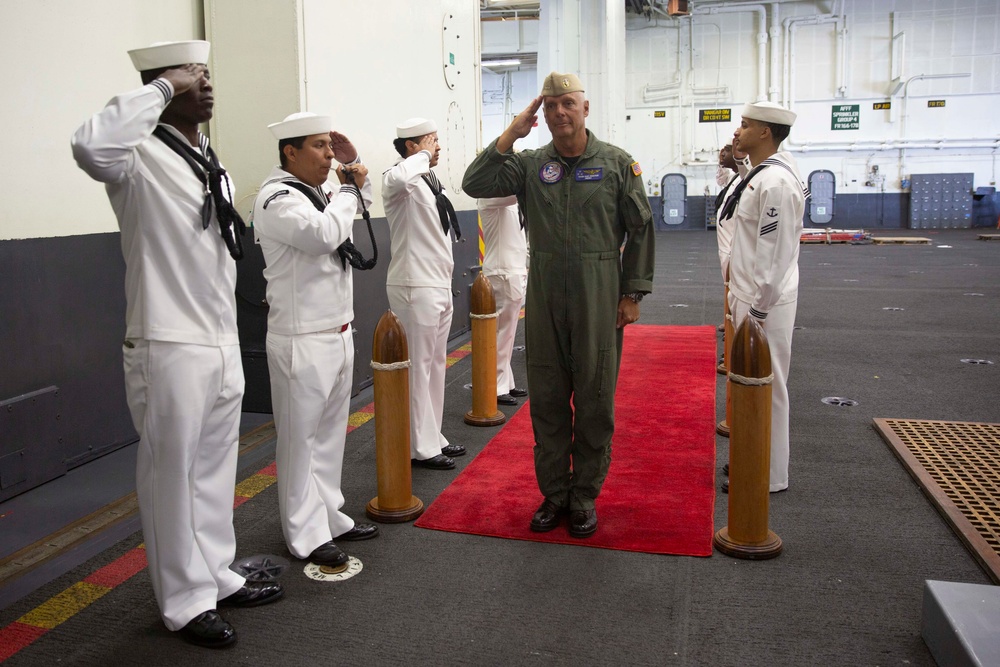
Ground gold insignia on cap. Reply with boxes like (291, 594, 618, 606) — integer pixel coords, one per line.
(561, 78, 570, 89)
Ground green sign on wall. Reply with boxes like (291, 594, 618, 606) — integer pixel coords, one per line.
(831, 104, 860, 130)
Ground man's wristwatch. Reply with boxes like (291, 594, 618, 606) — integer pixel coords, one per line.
(622, 292, 644, 304)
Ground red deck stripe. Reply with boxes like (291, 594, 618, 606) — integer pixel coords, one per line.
(82, 548, 147, 589)
(0, 622, 48, 661)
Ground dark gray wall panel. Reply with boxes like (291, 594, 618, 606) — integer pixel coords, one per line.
(0, 233, 137, 488)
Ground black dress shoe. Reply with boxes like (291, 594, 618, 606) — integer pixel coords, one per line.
(497, 394, 518, 406)
(441, 444, 466, 457)
(336, 523, 379, 541)
(411, 454, 455, 470)
(723, 463, 729, 476)
(308, 540, 349, 567)
(180, 611, 236, 648)
(219, 581, 284, 608)
(509, 387, 528, 398)
(721, 478, 729, 494)
(529, 499, 565, 532)
(569, 509, 598, 538)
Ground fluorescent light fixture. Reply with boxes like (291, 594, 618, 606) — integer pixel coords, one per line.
(483, 59, 522, 67)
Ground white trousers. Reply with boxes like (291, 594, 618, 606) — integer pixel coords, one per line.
(123, 340, 246, 632)
(266, 329, 355, 559)
(727, 297, 797, 492)
(386, 285, 452, 460)
(487, 273, 526, 395)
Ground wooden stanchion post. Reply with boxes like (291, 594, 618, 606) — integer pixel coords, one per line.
(713, 315, 782, 559)
(465, 273, 507, 427)
(366, 310, 423, 523)
(717, 268, 733, 437)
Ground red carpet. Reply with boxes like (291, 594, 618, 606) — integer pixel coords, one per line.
(415, 325, 717, 556)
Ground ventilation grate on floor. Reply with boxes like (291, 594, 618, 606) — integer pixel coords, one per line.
(874, 418, 1000, 584)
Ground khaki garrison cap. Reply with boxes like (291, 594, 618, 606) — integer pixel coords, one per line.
(540, 71, 585, 97)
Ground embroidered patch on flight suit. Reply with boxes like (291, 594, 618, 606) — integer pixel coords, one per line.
(539, 161, 564, 183)
(575, 167, 603, 182)
(630, 161, 642, 176)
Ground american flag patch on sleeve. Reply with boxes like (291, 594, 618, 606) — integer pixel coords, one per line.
(630, 161, 642, 176)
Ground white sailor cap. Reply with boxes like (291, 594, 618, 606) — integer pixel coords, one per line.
(741, 101, 796, 127)
(396, 118, 437, 139)
(268, 112, 332, 141)
(128, 40, 210, 72)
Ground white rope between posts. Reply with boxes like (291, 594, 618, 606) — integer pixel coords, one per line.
(470, 311, 499, 320)
(370, 360, 411, 371)
(728, 371, 773, 386)
(726, 313, 733, 321)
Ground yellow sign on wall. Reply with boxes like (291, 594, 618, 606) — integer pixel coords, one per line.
(654, 110, 666, 118)
(698, 108, 731, 123)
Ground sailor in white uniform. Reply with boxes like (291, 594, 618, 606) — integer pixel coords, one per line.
(252, 113, 380, 571)
(71, 40, 282, 649)
(714, 143, 742, 281)
(724, 101, 807, 493)
(477, 196, 529, 405)
(382, 118, 466, 470)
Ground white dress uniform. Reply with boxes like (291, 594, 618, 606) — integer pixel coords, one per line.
(252, 163, 372, 559)
(727, 150, 805, 492)
(715, 172, 741, 280)
(72, 81, 247, 631)
(478, 196, 528, 396)
(382, 150, 455, 460)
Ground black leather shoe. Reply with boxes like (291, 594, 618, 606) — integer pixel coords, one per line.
(219, 581, 284, 608)
(308, 540, 349, 567)
(509, 387, 528, 398)
(336, 523, 379, 541)
(441, 444, 466, 457)
(530, 499, 565, 533)
(180, 611, 236, 648)
(569, 509, 598, 538)
(497, 394, 518, 406)
(411, 454, 455, 470)
(723, 463, 729, 476)
(721, 478, 729, 494)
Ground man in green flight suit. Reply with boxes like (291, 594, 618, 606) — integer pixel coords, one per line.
(463, 72, 655, 538)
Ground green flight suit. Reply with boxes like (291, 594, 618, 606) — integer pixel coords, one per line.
(463, 130, 655, 510)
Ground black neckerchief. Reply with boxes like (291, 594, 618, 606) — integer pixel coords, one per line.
(421, 170, 461, 240)
(279, 179, 377, 271)
(718, 165, 765, 222)
(152, 125, 245, 260)
(718, 158, 808, 222)
(714, 173, 739, 211)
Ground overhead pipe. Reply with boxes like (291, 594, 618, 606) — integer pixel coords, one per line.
(899, 72, 973, 175)
(693, 3, 768, 102)
(783, 5, 842, 109)
(768, 2, 781, 102)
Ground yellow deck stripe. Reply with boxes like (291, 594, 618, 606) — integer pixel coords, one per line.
(18, 582, 110, 630)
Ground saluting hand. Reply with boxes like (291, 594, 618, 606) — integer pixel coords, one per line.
(330, 132, 358, 164)
(497, 96, 542, 153)
(159, 64, 207, 95)
(509, 96, 542, 139)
